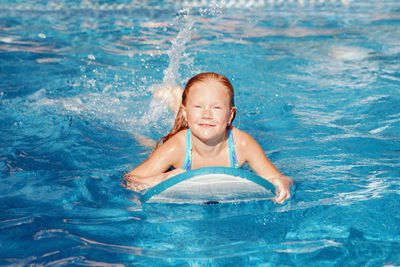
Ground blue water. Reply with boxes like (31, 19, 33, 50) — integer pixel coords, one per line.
(1, 0, 400, 265)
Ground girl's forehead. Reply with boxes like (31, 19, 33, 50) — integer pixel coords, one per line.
(187, 81, 230, 103)
(189, 80, 229, 95)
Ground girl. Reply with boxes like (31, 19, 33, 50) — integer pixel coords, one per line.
(125, 72, 292, 203)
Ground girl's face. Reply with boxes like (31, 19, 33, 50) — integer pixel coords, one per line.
(183, 79, 235, 143)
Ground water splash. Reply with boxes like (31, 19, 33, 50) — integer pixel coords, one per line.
(139, 8, 196, 133)
(163, 8, 196, 86)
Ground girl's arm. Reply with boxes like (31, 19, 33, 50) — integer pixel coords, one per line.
(124, 133, 186, 191)
(235, 129, 293, 203)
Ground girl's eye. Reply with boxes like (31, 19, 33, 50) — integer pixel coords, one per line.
(213, 106, 223, 110)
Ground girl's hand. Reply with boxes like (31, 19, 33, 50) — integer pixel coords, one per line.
(123, 173, 155, 192)
(123, 178, 151, 192)
(123, 168, 186, 192)
(270, 175, 293, 204)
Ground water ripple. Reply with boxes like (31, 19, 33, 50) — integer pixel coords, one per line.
(0, 215, 36, 229)
(33, 228, 144, 255)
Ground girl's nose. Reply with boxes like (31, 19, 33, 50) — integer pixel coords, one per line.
(202, 107, 212, 118)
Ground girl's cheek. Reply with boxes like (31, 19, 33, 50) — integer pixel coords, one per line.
(189, 109, 202, 117)
(186, 112, 198, 122)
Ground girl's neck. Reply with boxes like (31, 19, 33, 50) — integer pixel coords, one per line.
(191, 130, 228, 157)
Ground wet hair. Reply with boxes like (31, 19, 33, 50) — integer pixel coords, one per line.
(155, 72, 236, 149)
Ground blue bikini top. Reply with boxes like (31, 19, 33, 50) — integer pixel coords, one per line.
(182, 127, 240, 171)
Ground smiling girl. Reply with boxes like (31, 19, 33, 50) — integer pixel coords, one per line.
(125, 72, 292, 203)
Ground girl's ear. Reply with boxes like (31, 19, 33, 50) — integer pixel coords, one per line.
(229, 106, 236, 124)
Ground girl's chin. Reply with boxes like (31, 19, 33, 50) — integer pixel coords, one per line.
(191, 126, 226, 140)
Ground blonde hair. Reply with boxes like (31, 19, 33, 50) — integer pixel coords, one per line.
(155, 72, 236, 149)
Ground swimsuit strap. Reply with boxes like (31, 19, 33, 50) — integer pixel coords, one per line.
(182, 129, 192, 171)
(228, 127, 240, 168)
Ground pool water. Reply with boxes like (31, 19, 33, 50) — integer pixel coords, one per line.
(1, 0, 400, 265)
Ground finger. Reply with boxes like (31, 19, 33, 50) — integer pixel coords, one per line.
(126, 181, 149, 192)
(274, 191, 290, 204)
(274, 196, 284, 204)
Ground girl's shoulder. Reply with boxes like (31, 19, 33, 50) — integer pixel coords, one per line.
(158, 129, 188, 152)
(231, 127, 250, 140)
(231, 127, 265, 165)
(231, 127, 258, 148)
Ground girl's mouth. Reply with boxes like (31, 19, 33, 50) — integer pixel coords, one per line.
(198, 123, 215, 128)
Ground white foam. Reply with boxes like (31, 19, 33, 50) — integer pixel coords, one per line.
(330, 47, 370, 61)
(369, 125, 390, 134)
